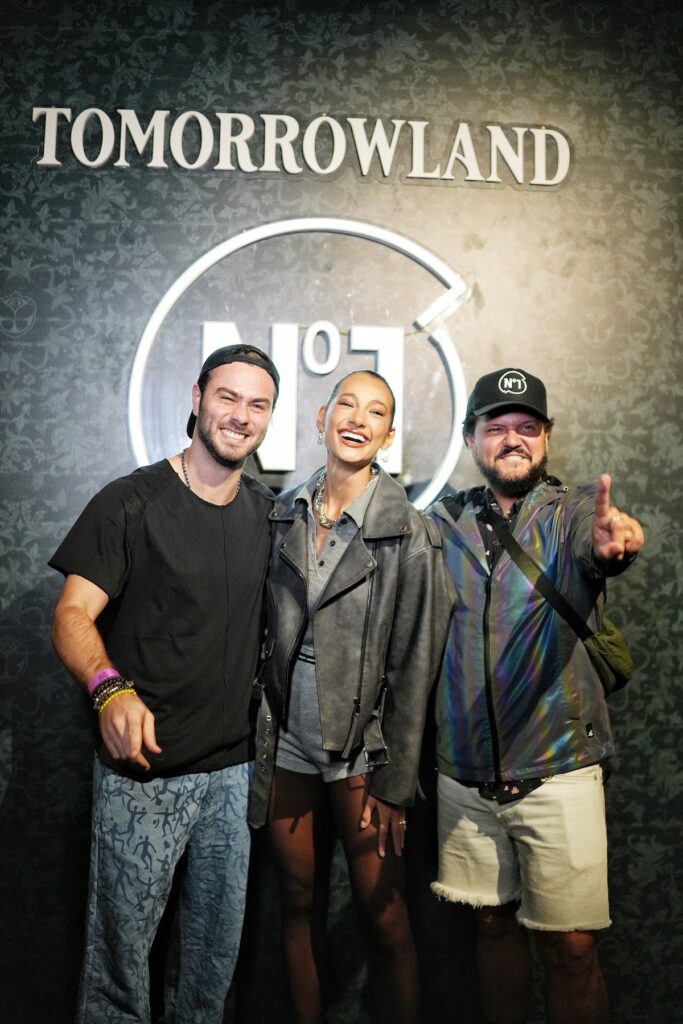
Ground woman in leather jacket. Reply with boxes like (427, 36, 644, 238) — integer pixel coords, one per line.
(253, 370, 453, 1024)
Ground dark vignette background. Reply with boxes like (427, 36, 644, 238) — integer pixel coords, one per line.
(0, 1, 681, 1021)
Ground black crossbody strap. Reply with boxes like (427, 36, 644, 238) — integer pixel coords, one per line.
(490, 518, 594, 642)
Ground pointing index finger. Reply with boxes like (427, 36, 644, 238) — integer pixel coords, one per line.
(594, 473, 612, 520)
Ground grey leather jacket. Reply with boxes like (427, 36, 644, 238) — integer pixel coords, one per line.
(250, 468, 454, 825)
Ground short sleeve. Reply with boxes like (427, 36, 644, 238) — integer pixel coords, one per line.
(48, 481, 131, 599)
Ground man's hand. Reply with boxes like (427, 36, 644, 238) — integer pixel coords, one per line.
(592, 473, 645, 562)
(98, 691, 161, 770)
(51, 575, 162, 770)
(359, 794, 407, 858)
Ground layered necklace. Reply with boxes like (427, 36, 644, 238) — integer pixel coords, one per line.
(180, 448, 241, 503)
(313, 466, 378, 529)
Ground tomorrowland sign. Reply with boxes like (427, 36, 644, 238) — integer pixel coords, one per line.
(33, 107, 572, 187)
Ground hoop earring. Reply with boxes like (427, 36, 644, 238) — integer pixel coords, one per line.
(317, 430, 324, 445)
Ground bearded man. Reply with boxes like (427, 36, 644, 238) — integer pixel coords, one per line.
(50, 345, 279, 1024)
(428, 368, 644, 1024)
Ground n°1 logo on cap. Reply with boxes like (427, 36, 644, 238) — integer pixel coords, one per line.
(498, 371, 527, 395)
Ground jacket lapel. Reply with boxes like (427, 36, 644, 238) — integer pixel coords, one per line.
(316, 531, 376, 607)
(274, 512, 308, 578)
(453, 509, 490, 575)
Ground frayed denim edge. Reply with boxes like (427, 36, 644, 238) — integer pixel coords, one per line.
(517, 913, 612, 932)
(430, 880, 503, 909)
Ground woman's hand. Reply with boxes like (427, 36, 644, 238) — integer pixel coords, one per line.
(360, 794, 407, 858)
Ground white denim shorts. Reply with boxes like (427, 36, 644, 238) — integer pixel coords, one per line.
(432, 765, 611, 932)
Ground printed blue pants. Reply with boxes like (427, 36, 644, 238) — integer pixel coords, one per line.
(76, 758, 252, 1024)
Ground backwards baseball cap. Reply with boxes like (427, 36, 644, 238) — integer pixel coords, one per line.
(186, 344, 280, 438)
(465, 367, 549, 421)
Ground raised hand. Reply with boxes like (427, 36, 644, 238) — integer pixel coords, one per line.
(592, 473, 644, 562)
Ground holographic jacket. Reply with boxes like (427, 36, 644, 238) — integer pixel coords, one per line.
(428, 480, 633, 782)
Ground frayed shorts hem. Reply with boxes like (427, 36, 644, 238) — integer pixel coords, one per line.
(431, 881, 612, 932)
(430, 880, 511, 909)
(517, 913, 612, 933)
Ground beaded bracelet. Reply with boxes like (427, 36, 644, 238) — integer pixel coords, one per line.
(91, 675, 136, 713)
(97, 688, 137, 715)
(93, 682, 135, 714)
(92, 678, 129, 705)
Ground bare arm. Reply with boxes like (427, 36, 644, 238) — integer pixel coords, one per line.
(52, 574, 113, 684)
(52, 574, 161, 769)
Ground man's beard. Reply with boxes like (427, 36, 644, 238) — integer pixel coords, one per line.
(474, 450, 548, 499)
(197, 418, 253, 469)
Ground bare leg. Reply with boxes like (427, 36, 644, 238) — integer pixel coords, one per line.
(267, 768, 335, 1024)
(475, 903, 530, 1024)
(536, 930, 608, 1024)
(329, 775, 420, 1024)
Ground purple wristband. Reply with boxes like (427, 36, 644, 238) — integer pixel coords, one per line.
(87, 667, 121, 696)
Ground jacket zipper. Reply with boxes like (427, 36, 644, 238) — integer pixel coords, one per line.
(483, 572, 502, 780)
(341, 543, 376, 758)
(278, 544, 308, 726)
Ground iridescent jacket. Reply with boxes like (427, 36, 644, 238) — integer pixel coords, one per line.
(429, 480, 632, 782)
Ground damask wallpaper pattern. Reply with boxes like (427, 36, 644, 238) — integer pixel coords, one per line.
(0, 1, 681, 1021)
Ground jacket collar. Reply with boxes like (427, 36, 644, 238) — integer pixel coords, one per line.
(270, 466, 412, 540)
(431, 478, 568, 572)
(432, 477, 567, 528)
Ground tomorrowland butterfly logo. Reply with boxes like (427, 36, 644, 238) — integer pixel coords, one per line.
(0, 292, 37, 337)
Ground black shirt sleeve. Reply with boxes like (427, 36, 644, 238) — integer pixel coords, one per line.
(49, 479, 132, 599)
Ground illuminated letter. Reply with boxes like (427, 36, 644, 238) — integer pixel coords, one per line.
(407, 120, 441, 179)
(33, 107, 72, 166)
(215, 113, 258, 171)
(260, 114, 303, 173)
(346, 117, 405, 177)
(487, 126, 526, 183)
(115, 109, 169, 168)
(258, 323, 299, 471)
(169, 111, 214, 169)
(302, 321, 341, 376)
(529, 128, 571, 186)
(302, 116, 346, 175)
(71, 108, 115, 167)
(202, 321, 244, 359)
(441, 123, 484, 182)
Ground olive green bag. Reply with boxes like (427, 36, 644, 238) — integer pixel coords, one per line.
(578, 617, 633, 696)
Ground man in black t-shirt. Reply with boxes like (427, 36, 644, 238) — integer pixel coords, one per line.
(50, 345, 279, 1024)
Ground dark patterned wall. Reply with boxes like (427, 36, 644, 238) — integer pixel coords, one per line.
(1, 1, 681, 1022)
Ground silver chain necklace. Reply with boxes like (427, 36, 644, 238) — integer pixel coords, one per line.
(313, 467, 377, 529)
(180, 448, 192, 490)
(181, 449, 241, 503)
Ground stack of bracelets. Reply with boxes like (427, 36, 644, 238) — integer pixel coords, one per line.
(88, 667, 136, 715)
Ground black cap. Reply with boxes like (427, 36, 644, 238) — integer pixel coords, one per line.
(187, 344, 280, 438)
(465, 368, 548, 421)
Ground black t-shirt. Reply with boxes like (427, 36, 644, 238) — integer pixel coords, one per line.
(49, 460, 273, 779)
